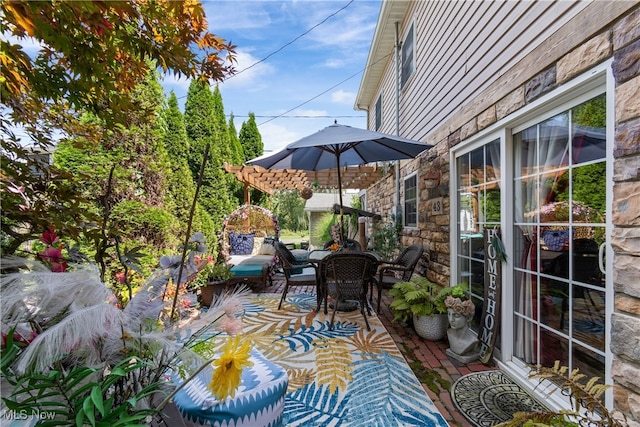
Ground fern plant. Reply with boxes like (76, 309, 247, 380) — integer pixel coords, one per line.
(388, 277, 467, 323)
(496, 361, 628, 427)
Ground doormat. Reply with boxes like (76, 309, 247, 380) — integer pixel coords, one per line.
(451, 370, 549, 427)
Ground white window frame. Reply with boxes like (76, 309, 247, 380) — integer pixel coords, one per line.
(449, 60, 613, 410)
(403, 172, 418, 228)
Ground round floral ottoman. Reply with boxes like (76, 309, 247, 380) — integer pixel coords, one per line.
(172, 349, 288, 427)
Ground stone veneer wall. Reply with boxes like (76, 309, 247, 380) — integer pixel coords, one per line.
(365, 6, 640, 423)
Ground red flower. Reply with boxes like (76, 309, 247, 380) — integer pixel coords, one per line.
(39, 247, 67, 272)
(115, 272, 126, 284)
(40, 228, 59, 245)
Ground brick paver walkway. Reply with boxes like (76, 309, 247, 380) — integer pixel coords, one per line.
(268, 277, 493, 427)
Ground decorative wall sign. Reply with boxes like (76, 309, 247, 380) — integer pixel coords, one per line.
(479, 226, 502, 364)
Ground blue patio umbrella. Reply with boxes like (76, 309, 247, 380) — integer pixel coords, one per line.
(247, 122, 432, 241)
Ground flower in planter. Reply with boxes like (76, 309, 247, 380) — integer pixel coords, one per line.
(208, 335, 254, 400)
(444, 295, 475, 317)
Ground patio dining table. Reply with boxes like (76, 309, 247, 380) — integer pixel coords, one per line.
(308, 249, 381, 313)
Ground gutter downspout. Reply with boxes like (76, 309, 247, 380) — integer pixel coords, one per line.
(394, 21, 401, 221)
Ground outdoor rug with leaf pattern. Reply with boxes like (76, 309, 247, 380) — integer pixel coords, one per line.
(240, 293, 448, 426)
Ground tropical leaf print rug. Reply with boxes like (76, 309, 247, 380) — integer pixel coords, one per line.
(241, 293, 448, 427)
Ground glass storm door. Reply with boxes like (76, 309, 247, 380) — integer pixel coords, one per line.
(512, 94, 607, 380)
(456, 139, 502, 331)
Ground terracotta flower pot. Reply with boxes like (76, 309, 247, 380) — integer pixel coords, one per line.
(199, 280, 228, 307)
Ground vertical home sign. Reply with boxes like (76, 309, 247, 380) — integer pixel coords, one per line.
(478, 226, 502, 364)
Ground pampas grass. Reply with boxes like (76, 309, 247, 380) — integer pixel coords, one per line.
(1, 257, 252, 377)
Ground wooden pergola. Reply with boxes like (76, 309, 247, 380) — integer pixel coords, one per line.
(223, 162, 384, 203)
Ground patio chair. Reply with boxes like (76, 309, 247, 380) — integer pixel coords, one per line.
(274, 241, 319, 310)
(371, 244, 424, 313)
(320, 252, 380, 331)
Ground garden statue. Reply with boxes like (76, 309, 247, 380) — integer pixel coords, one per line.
(444, 295, 480, 363)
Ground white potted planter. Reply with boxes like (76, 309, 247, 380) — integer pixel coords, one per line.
(413, 313, 448, 341)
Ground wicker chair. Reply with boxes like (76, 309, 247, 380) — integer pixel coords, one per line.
(319, 252, 380, 331)
(370, 244, 424, 313)
(274, 241, 319, 310)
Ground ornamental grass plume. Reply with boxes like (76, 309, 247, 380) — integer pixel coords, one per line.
(208, 335, 254, 400)
(1, 254, 253, 422)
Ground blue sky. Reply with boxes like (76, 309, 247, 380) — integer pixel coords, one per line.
(162, 0, 382, 153)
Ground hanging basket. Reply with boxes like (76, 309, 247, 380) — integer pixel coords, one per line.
(300, 187, 313, 200)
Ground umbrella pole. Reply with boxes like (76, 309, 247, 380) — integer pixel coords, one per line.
(336, 152, 345, 243)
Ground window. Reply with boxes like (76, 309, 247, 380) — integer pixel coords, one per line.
(375, 94, 382, 131)
(455, 139, 501, 330)
(401, 23, 415, 88)
(404, 173, 417, 227)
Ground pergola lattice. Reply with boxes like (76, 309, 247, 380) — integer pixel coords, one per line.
(224, 162, 384, 202)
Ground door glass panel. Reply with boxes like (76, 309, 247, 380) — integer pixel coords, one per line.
(456, 139, 501, 344)
(512, 94, 606, 375)
(572, 286, 605, 352)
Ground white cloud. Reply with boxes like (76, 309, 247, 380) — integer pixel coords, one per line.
(291, 109, 328, 118)
(324, 58, 345, 69)
(205, 2, 273, 31)
(257, 122, 301, 152)
(220, 49, 276, 89)
(331, 90, 355, 105)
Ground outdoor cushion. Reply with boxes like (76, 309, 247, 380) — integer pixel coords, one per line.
(231, 264, 264, 277)
(252, 236, 265, 256)
(229, 232, 255, 255)
(172, 348, 288, 427)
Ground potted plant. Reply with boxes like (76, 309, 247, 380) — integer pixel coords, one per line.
(368, 216, 401, 261)
(198, 260, 234, 307)
(389, 277, 467, 341)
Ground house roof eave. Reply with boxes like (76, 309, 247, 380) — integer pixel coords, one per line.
(355, 1, 410, 112)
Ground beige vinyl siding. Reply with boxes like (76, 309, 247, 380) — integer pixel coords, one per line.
(369, 58, 397, 135)
(393, 0, 590, 141)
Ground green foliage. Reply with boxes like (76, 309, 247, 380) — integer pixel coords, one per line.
(389, 278, 467, 322)
(571, 162, 606, 217)
(496, 361, 627, 427)
(239, 113, 263, 162)
(0, 141, 99, 255)
(184, 80, 235, 225)
(228, 114, 245, 165)
(109, 201, 180, 249)
(573, 93, 606, 128)
(164, 92, 191, 165)
(369, 217, 402, 261)
(163, 91, 217, 251)
(272, 190, 309, 233)
(400, 342, 451, 394)
(312, 212, 339, 245)
(2, 345, 160, 426)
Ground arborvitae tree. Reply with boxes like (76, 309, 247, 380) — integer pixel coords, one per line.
(239, 112, 266, 204)
(228, 114, 247, 203)
(54, 69, 181, 282)
(184, 80, 233, 226)
(228, 113, 244, 165)
(163, 92, 217, 248)
(239, 112, 264, 162)
(211, 86, 241, 207)
(164, 92, 190, 165)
